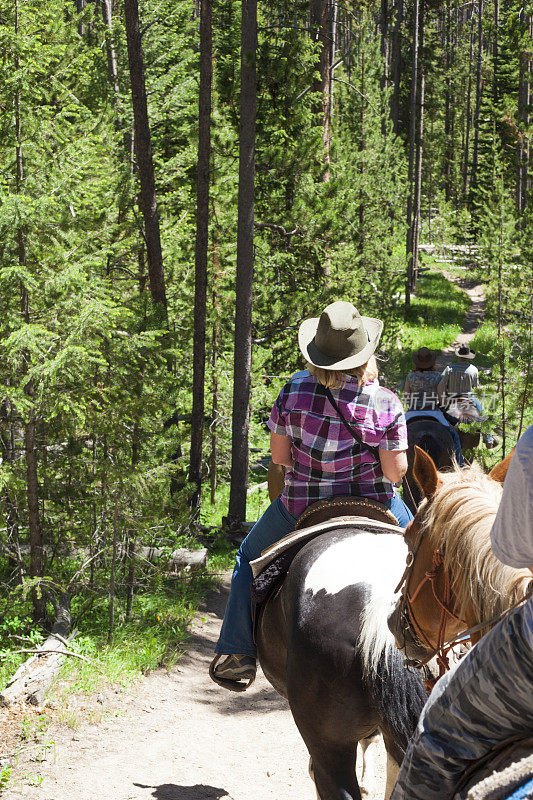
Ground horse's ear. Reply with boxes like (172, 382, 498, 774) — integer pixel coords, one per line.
(488, 447, 515, 485)
(413, 445, 441, 500)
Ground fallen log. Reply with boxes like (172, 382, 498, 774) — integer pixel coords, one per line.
(1, 541, 207, 572)
(0, 594, 73, 708)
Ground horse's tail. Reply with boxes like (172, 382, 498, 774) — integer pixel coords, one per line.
(359, 586, 427, 756)
(367, 647, 427, 757)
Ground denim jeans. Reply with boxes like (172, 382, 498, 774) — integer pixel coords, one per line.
(215, 492, 413, 659)
(215, 496, 298, 657)
(471, 395, 493, 444)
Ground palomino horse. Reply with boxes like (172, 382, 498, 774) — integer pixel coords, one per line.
(388, 446, 532, 669)
(254, 501, 427, 800)
(387, 446, 533, 800)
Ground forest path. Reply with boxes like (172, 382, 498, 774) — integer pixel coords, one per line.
(8, 574, 387, 800)
(6, 257, 488, 800)
(420, 245, 486, 371)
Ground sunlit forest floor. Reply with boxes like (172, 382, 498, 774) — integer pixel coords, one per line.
(1, 262, 527, 795)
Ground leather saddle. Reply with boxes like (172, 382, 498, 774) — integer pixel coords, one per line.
(250, 496, 401, 579)
(294, 495, 398, 530)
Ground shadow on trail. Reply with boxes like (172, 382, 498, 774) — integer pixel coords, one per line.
(134, 783, 228, 800)
(194, 684, 289, 715)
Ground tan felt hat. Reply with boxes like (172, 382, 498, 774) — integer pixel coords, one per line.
(298, 301, 383, 370)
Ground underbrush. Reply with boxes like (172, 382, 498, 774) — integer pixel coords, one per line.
(0, 537, 236, 696)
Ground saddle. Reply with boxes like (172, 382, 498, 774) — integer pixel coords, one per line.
(250, 497, 402, 614)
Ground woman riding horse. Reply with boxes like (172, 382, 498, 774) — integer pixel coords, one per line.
(390, 426, 533, 800)
(210, 300, 413, 691)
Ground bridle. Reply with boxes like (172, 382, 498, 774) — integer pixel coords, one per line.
(394, 512, 467, 681)
(395, 507, 533, 687)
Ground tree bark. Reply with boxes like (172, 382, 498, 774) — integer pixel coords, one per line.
(189, 0, 213, 508)
(412, 0, 425, 292)
(311, 0, 332, 177)
(470, 0, 484, 204)
(15, 0, 45, 622)
(209, 205, 221, 506)
(0, 594, 72, 708)
(228, 0, 257, 526)
(101, 0, 122, 117)
(124, 0, 167, 313)
(405, 0, 420, 307)
(390, 0, 404, 134)
(462, 10, 475, 198)
(76, 0, 86, 37)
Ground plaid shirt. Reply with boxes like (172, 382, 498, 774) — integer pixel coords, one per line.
(267, 373, 408, 516)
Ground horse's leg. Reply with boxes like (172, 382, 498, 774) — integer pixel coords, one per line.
(358, 733, 381, 798)
(308, 758, 323, 800)
(306, 744, 362, 800)
(384, 752, 400, 799)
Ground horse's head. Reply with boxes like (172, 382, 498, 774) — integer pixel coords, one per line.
(388, 446, 530, 671)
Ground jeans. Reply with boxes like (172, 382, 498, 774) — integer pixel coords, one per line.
(448, 424, 464, 466)
(215, 492, 413, 658)
(472, 395, 493, 444)
(215, 496, 298, 657)
(390, 599, 533, 800)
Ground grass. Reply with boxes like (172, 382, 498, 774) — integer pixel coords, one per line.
(0, 534, 236, 694)
(383, 261, 471, 390)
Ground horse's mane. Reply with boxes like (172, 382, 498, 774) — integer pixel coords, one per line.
(419, 462, 532, 625)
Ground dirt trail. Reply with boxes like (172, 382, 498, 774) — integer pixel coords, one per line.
(419, 249, 486, 370)
(5, 265, 484, 800)
(7, 575, 386, 800)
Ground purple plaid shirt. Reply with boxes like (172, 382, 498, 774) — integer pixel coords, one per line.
(267, 373, 408, 516)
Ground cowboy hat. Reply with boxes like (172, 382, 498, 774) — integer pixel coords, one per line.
(412, 347, 437, 369)
(455, 344, 476, 359)
(298, 301, 383, 370)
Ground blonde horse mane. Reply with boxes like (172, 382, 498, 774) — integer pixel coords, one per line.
(419, 462, 532, 625)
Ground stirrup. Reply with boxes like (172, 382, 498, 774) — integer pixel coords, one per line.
(208, 654, 256, 693)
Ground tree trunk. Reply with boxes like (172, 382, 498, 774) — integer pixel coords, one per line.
(412, 0, 425, 292)
(462, 10, 475, 199)
(209, 207, 221, 505)
(311, 0, 332, 177)
(102, 0, 120, 97)
(405, 0, 420, 307)
(189, 0, 213, 508)
(516, 14, 531, 216)
(228, 0, 257, 526)
(108, 492, 119, 644)
(0, 593, 72, 708)
(390, 0, 403, 134)
(76, 0, 86, 37)
(444, 1, 452, 201)
(124, 0, 167, 313)
(470, 0, 484, 204)
(15, 0, 45, 622)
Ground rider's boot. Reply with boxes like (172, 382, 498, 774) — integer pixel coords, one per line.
(209, 654, 256, 692)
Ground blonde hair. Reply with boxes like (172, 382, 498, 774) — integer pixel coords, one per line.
(307, 355, 378, 389)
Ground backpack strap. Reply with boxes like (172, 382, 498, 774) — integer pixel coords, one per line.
(320, 385, 380, 460)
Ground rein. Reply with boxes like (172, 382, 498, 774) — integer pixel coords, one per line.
(395, 515, 533, 687)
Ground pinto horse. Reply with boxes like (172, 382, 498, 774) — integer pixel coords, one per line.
(388, 447, 532, 668)
(254, 510, 427, 800)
